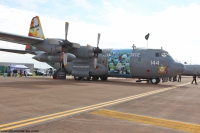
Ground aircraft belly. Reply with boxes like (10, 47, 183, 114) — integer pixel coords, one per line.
(63, 62, 107, 76)
(107, 49, 132, 77)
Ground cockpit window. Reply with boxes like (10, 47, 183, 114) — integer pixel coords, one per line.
(155, 51, 170, 57)
(161, 52, 170, 57)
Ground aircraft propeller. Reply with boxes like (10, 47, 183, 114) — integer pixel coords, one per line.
(60, 22, 80, 67)
(86, 33, 102, 68)
(49, 22, 80, 67)
(62, 22, 69, 67)
(94, 33, 102, 68)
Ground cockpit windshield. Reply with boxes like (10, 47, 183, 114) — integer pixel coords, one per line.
(155, 51, 171, 57)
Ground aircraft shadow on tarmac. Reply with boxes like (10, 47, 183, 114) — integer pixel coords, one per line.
(0, 77, 176, 89)
(88, 80, 175, 88)
(64, 77, 175, 88)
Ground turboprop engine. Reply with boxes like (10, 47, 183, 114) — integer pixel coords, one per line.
(32, 53, 76, 62)
(71, 33, 103, 69)
(72, 46, 94, 58)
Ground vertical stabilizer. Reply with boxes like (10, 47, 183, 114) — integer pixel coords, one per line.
(26, 16, 45, 51)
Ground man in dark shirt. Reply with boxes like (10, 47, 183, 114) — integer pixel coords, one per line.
(191, 73, 198, 85)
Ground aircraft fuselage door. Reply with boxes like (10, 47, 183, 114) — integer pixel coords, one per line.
(130, 51, 143, 77)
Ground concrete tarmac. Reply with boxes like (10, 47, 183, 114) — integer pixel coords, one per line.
(0, 76, 200, 133)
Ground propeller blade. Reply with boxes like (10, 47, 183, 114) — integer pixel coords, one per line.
(97, 33, 100, 47)
(94, 57, 98, 68)
(63, 53, 68, 66)
(65, 22, 69, 40)
(86, 44, 93, 50)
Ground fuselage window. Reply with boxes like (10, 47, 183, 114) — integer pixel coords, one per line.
(155, 52, 160, 57)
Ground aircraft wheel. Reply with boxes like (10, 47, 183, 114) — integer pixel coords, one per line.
(92, 76, 99, 80)
(74, 76, 82, 80)
(157, 78, 160, 83)
(150, 78, 159, 84)
(82, 76, 91, 81)
(100, 76, 108, 81)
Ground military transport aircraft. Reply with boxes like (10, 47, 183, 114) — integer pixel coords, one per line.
(182, 64, 200, 77)
(0, 16, 185, 84)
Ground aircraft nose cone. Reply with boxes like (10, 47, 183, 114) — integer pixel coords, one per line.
(168, 62, 185, 75)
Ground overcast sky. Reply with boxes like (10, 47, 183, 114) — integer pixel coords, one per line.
(0, 0, 200, 68)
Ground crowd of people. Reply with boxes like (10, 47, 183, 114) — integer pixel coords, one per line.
(8, 69, 28, 77)
(5, 68, 56, 77)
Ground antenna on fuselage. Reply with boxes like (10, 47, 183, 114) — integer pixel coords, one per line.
(161, 46, 163, 50)
(132, 44, 136, 49)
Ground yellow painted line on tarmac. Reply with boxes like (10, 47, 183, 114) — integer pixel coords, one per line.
(91, 109, 200, 133)
(0, 82, 192, 131)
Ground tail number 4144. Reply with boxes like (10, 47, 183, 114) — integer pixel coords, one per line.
(151, 60, 159, 65)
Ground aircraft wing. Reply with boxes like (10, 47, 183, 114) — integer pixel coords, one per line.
(0, 31, 43, 45)
(0, 48, 43, 55)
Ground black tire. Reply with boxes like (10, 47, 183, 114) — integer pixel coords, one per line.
(100, 76, 108, 81)
(74, 76, 82, 80)
(157, 78, 160, 83)
(150, 78, 159, 84)
(92, 76, 99, 80)
(82, 76, 91, 81)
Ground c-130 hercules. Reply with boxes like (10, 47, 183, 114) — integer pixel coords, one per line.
(0, 16, 185, 84)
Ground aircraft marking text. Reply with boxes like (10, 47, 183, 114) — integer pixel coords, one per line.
(131, 53, 140, 57)
(151, 60, 159, 65)
(73, 65, 89, 68)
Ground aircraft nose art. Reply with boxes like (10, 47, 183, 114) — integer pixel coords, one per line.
(168, 62, 185, 75)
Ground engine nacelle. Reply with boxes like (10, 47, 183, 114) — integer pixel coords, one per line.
(36, 39, 63, 53)
(90, 64, 107, 76)
(33, 53, 76, 62)
(72, 46, 94, 58)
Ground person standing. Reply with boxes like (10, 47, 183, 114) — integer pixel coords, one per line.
(178, 74, 181, 82)
(49, 69, 53, 77)
(13, 69, 16, 77)
(24, 70, 26, 77)
(20, 69, 23, 77)
(191, 73, 198, 85)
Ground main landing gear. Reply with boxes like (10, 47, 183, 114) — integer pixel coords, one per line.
(149, 78, 160, 84)
(136, 78, 160, 84)
(74, 76, 91, 81)
(73, 76, 108, 81)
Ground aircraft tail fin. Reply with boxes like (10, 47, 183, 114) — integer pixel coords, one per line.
(25, 16, 45, 51)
